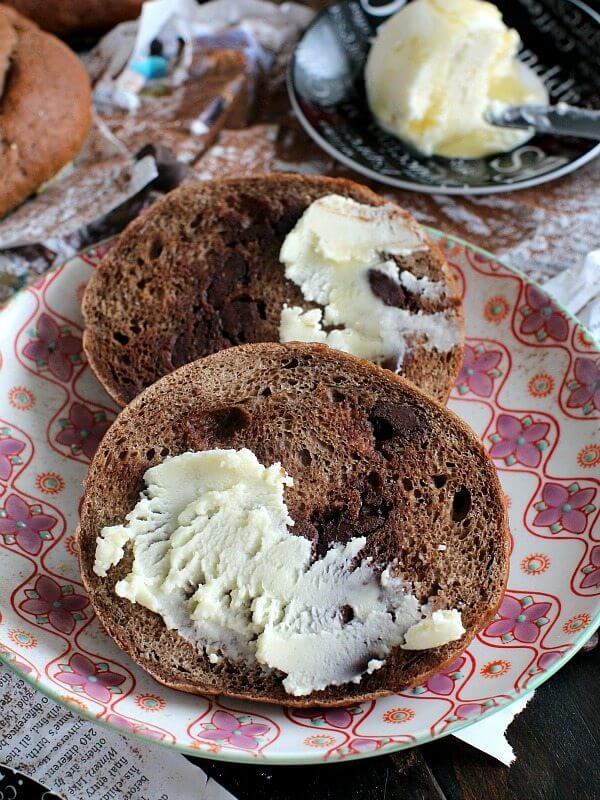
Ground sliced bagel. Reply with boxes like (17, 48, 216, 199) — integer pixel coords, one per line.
(77, 342, 509, 707)
(82, 174, 463, 406)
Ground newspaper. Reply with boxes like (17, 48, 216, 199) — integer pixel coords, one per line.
(0, 666, 235, 800)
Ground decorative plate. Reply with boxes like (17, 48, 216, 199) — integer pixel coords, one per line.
(0, 233, 598, 765)
(289, 0, 600, 195)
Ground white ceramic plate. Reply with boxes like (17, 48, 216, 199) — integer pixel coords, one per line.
(0, 233, 598, 764)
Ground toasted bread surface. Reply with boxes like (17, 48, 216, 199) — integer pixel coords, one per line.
(78, 342, 509, 707)
(82, 174, 463, 406)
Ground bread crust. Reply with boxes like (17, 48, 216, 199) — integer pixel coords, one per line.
(82, 173, 464, 407)
(0, 4, 92, 217)
(77, 342, 510, 707)
(3, 0, 143, 35)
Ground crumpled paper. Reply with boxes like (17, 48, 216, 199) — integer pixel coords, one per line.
(0, 665, 235, 800)
(543, 250, 600, 342)
(0, 117, 157, 248)
(0, 0, 313, 304)
(453, 693, 534, 766)
(90, 0, 313, 129)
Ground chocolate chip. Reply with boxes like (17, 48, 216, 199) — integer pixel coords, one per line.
(368, 402, 424, 442)
(368, 269, 406, 308)
(206, 251, 248, 307)
(220, 296, 263, 343)
(274, 208, 304, 236)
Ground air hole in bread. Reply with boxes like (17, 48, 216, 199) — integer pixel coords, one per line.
(327, 388, 345, 403)
(282, 357, 299, 369)
(260, 387, 272, 398)
(146, 448, 155, 460)
(452, 486, 471, 522)
(160, 447, 170, 457)
(402, 477, 413, 491)
(433, 474, 448, 488)
(149, 238, 164, 260)
(366, 470, 382, 490)
(207, 406, 251, 438)
(137, 278, 149, 291)
(113, 331, 129, 345)
(298, 448, 312, 466)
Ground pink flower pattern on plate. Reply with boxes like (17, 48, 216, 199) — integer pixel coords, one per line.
(0, 236, 598, 763)
(55, 403, 111, 460)
(0, 494, 56, 555)
(350, 736, 381, 753)
(537, 651, 562, 671)
(533, 482, 595, 534)
(0, 431, 25, 481)
(485, 595, 551, 643)
(55, 653, 125, 703)
(0, 647, 33, 675)
(567, 358, 600, 414)
(580, 546, 600, 590)
(419, 657, 466, 696)
(294, 707, 359, 728)
(456, 345, 502, 397)
(446, 701, 496, 723)
(454, 703, 484, 720)
(198, 711, 270, 750)
(520, 285, 568, 342)
(20, 575, 88, 634)
(22, 313, 82, 381)
(489, 414, 549, 468)
(106, 714, 164, 741)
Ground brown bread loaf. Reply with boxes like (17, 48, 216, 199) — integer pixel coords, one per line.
(4, 0, 144, 36)
(0, 4, 92, 217)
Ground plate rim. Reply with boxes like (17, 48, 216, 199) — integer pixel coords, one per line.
(0, 231, 598, 766)
(288, 0, 600, 196)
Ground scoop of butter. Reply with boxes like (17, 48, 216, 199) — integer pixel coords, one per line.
(365, 0, 548, 158)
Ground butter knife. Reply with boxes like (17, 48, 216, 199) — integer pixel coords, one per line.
(486, 104, 600, 141)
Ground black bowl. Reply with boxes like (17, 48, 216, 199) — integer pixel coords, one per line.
(288, 0, 600, 194)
